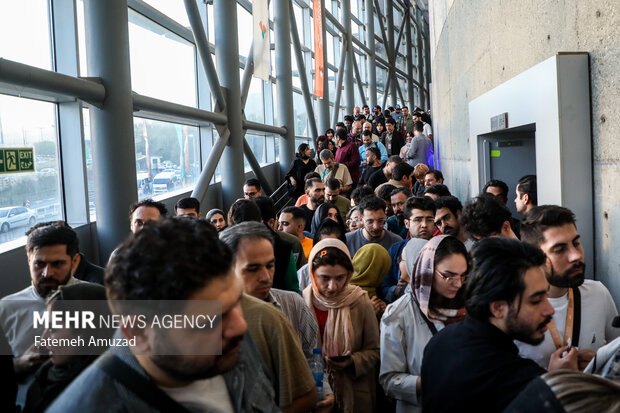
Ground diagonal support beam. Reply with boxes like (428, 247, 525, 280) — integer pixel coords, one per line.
(373, 0, 392, 60)
(240, 47, 254, 109)
(392, 9, 408, 63)
(243, 138, 274, 195)
(382, 68, 392, 110)
(350, 50, 366, 105)
(289, 2, 319, 146)
(331, 40, 348, 127)
(191, 128, 230, 202)
(184, 0, 226, 112)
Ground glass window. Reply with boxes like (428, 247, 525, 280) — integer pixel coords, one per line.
(0, 0, 51, 70)
(128, 10, 197, 107)
(142, 0, 191, 27)
(245, 134, 266, 170)
(293, 92, 308, 137)
(237, 4, 252, 58)
(326, 33, 335, 65)
(292, 45, 301, 90)
(245, 71, 265, 124)
(133, 118, 201, 200)
(0, 95, 62, 245)
(293, 3, 304, 44)
(82, 108, 96, 220)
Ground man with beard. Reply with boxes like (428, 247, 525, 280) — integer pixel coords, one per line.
(0, 223, 86, 407)
(386, 188, 412, 238)
(300, 178, 326, 232)
(434, 196, 475, 251)
(421, 237, 578, 412)
(48, 219, 279, 412)
(221, 222, 325, 412)
(517, 205, 619, 369)
(346, 195, 402, 256)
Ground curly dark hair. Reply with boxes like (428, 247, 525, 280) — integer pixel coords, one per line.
(105, 218, 233, 301)
(460, 193, 511, 238)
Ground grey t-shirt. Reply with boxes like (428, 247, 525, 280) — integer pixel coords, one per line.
(345, 228, 403, 257)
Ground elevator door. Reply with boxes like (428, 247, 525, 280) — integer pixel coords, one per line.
(480, 124, 536, 218)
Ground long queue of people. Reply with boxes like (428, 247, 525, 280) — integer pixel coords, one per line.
(1, 104, 619, 412)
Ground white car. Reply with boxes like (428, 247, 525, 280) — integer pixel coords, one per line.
(0, 206, 36, 233)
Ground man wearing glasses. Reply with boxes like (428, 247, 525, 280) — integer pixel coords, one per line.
(345, 195, 403, 257)
(377, 196, 437, 304)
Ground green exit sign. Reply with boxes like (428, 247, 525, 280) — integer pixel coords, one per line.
(0, 148, 35, 174)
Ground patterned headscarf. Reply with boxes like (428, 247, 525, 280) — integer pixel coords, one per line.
(305, 238, 366, 357)
(411, 235, 465, 323)
(351, 244, 391, 298)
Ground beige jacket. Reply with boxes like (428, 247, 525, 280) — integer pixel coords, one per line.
(303, 286, 380, 413)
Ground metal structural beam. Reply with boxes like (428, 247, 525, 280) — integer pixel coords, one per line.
(243, 139, 274, 195)
(191, 130, 230, 202)
(83, 0, 137, 259)
(317, 0, 330, 135)
(405, 13, 414, 105)
(331, 41, 347, 127)
(385, 0, 396, 106)
(415, 7, 426, 109)
(373, 0, 392, 58)
(350, 51, 366, 105)
(341, 0, 354, 114)
(184, 0, 226, 112)
(365, 0, 377, 106)
(0, 58, 105, 104)
(214, 0, 245, 206)
(239, 45, 255, 109)
(133, 93, 228, 125)
(242, 119, 287, 136)
(289, 3, 319, 144)
(274, 0, 296, 178)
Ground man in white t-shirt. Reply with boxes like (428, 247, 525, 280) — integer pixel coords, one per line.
(516, 205, 619, 369)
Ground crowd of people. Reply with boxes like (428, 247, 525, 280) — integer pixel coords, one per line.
(1, 104, 619, 412)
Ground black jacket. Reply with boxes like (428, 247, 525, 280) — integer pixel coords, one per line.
(422, 315, 546, 413)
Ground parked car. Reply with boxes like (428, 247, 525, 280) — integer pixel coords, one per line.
(152, 171, 176, 195)
(0, 206, 36, 233)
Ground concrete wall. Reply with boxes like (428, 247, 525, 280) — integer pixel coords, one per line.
(429, 0, 620, 306)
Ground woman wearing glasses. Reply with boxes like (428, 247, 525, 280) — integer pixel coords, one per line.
(379, 235, 470, 413)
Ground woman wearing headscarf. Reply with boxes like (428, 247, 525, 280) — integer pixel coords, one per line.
(286, 143, 318, 198)
(310, 202, 346, 238)
(23, 283, 112, 413)
(379, 235, 469, 413)
(304, 239, 380, 413)
(205, 208, 227, 232)
(351, 244, 391, 317)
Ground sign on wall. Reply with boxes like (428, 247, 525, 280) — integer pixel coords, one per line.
(0, 148, 34, 174)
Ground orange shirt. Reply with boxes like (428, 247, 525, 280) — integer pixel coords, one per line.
(295, 194, 309, 207)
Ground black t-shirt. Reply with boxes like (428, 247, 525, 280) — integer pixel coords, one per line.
(422, 315, 546, 413)
(300, 204, 315, 232)
(360, 164, 383, 187)
(367, 168, 388, 189)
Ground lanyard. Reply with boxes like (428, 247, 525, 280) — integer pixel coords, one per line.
(547, 288, 576, 349)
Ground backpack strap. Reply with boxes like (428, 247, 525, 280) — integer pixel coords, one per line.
(96, 354, 193, 413)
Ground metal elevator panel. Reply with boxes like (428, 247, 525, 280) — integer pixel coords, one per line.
(480, 125, 536, 218)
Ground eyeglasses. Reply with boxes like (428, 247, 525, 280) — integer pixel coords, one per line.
(435, 270, 467, 283)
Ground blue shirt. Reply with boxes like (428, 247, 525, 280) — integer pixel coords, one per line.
(377, 238, 410, 303)
(359, 141, 388, 165)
